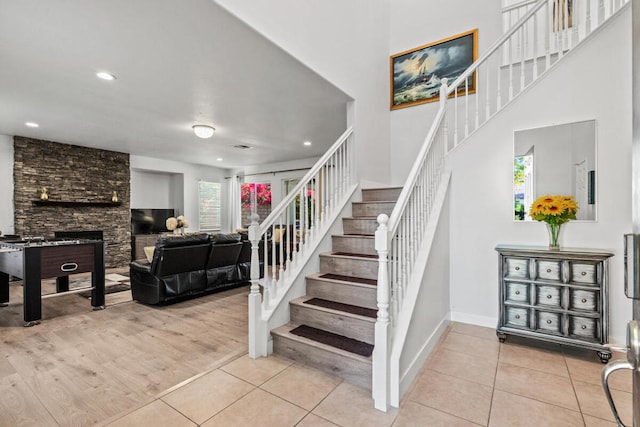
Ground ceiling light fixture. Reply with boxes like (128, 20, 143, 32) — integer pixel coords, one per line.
(216, 157, 223, 161)
(192, 125, 215, 139)
(25, 122, 39, 128)
(303, 141, 312, 146)
(96, 71, 116, 81)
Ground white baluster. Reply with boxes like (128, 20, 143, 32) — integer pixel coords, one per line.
(454, 88, 459, 146)
(508, 35, 514, 101)
(473, 75, 479, 130)
(497, 46, 502, 110)
(485, 63, 490, 121)
(464, 80, 469, 137)
(520, 26, 526, 91)
(533, 12, 538, 79)
(546, 1, 552, 68)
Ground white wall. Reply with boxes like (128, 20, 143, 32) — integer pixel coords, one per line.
(213, 0, 392, 187)
(130, 170, 175, 209)
(0, 134, 14, 235)
(447, 9, 633, 343)
(389, 0, 503, 185)
(130, 155, 233, 232)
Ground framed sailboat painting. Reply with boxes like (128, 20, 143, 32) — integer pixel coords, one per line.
(390, 29, 478, 110)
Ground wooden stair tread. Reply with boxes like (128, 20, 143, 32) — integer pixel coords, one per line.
(272, 324, 372, 362)
(301, 297, 377, 319)
(331, 251, 378, 259)
(289, 325, 374, 357)
(315, 273, 377, 286)
(333, 234, 374, 239)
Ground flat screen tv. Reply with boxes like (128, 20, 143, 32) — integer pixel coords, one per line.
(131, 208, 175, 234)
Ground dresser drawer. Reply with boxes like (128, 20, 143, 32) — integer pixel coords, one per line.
(569, 289, 598, 312)
(505, 306, 529, 328)
(537, 311, 562, 334)
(569, 316, 599, 341)
(537, 260, 562, 282)
(536, 285, 561, 308)
(506, 283, 529, 304)
(505, 257, 529, 279)
(571, 262, 598, 285)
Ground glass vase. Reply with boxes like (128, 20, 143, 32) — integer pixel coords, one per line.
(546, 223, 563, 250)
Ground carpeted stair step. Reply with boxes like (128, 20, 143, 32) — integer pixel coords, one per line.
(351, 201, 395, 218)
(306, 273, 378, 310)
(361, 187, 402, 202)
(290, 296, 376, 344)
(331, 234, 376, 256)
(271, 323, 372, 389)
(319, 252, 378, 281)
(342, 217, 379, 236)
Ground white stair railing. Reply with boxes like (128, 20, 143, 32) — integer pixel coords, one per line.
(373, 0, 630, 411)
(249, 127, 356, 358)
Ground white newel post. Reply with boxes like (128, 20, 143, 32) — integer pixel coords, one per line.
(248, 213, 266, 358)
(373, 214, 390, 411)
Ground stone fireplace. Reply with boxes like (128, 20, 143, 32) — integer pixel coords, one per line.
(13, 136, 131, 268)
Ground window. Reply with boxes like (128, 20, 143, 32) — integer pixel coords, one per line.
(240, 183, 272, 226)
(514, 153, 533, 221)
(198, 181, 221, 231)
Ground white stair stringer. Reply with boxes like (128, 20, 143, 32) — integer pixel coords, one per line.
(388, 170, 451, 406)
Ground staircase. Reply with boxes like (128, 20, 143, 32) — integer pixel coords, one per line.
(270, 187, 401, 388)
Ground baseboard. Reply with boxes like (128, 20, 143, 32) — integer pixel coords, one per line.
(392, 315, 450, 407)
(450, 311, 497, 329)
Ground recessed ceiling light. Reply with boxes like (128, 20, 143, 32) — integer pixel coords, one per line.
(25, 122, 39, 128)
(216, 158, 223, 161)
(303, 141, 312, 146)
(192, 125, 215, 138)
(96, 71, 116, 81)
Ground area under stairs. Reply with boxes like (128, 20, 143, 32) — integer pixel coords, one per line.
(271, 187, 401, 389)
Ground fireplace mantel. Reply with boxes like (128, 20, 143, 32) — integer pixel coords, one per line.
(32, 200, 122, 207)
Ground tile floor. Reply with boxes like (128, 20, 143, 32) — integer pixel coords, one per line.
(98, 322, 634, 426)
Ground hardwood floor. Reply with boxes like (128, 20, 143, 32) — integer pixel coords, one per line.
(0, 270, 249, 426)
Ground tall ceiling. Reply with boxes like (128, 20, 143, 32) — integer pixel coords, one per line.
(0, 0, 351, 169)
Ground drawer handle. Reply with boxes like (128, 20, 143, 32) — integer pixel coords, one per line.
(581, 298, 588, 303)
(515, 290, 520, 295)
(546, 319, 553, 324)
(581, 271, 587, 276)
(515, 266, 520, 271)
(60, 262, 78, 272)
(547, 294, 553, 299)
(515, 314, 521, 319)
(546, 268, 552, 273)
(581, 325, 587, 329)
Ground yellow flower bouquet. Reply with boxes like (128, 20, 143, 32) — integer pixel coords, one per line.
(529, 195, 578, 249)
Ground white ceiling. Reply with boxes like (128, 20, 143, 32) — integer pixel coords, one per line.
(0, 0, 351, 169)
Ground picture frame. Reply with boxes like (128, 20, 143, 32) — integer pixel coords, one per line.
(390, 29, 478, 110)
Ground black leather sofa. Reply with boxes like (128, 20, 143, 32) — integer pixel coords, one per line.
(130, 232, 261, 305)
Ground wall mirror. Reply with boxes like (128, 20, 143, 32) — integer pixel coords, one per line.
(513, 120, 596, 222)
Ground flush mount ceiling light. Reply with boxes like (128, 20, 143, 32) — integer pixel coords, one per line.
(192, 125, 215, 139)
(216, 157, 223, 161)
(96, 71, 116, 81)
(25, 122, 39, 128)
(303, 141, 312, 146)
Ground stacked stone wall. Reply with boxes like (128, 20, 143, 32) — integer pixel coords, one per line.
(13, 136, 131, 268)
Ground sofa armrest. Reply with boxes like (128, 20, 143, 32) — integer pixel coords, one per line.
(130, 260, 152, 273)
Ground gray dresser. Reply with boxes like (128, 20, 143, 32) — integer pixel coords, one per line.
(496, 245, 614, 363)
